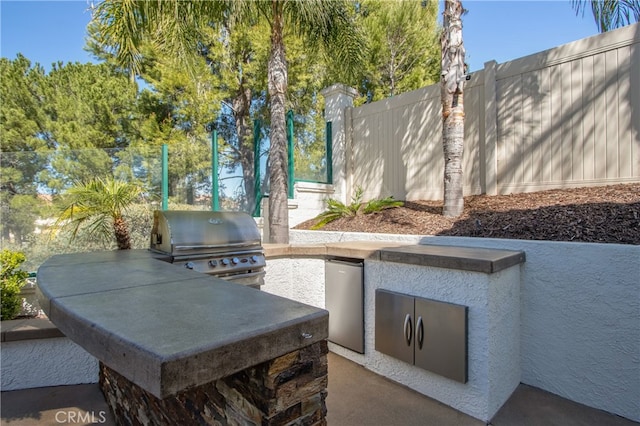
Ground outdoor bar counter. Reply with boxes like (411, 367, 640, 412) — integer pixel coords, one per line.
(36, 249, 329, 425)
(36, 243, 526, 423)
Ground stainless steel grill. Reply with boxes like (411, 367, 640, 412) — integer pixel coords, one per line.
(150, 210, 266, 288)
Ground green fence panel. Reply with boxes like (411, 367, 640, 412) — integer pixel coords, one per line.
(287, 110, 295, 199)
(326, 121, 333, 184)
(162, 144, 169, 210)
(253, 119, 262, 217)
(211, 128, 220, 212)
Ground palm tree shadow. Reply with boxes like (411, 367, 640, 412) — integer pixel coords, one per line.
(404, 201, 443, 215)
(436, 201, 640, 244)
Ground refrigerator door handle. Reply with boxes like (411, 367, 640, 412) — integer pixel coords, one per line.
(403, 314, 413, 346)
(416, 316, 424, 350)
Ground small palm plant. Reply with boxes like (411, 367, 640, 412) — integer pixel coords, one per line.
(311, 187, 403, 230)
(54, 177, 142, 250)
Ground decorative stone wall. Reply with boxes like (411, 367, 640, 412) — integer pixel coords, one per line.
(99, 340, 328, 425)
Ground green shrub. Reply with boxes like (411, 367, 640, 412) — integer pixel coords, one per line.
(312, 187, 403, 229)
(1, 250, 29, 320)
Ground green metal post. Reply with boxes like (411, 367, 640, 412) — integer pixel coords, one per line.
(287, 110, 294, 199)
(161, 144, 168, 210)
(326, 121, 333, 184)
(211, 129, 220, 211)
(253, 119, 261, 217)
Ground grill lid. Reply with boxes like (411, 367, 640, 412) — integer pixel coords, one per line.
(150, 210, 261, 255)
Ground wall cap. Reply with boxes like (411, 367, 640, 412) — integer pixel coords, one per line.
(320, 83, 359, 99)
(1, 317, 64, 342)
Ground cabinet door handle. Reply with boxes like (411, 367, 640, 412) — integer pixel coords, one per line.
(416, 316, 424, 350)
(403, 314, 413, 346)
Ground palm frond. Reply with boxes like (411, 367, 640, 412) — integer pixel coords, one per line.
(310, 210, 345, 230)
(53, 203, 90, 244)
(310, 197, 353, 230)
(84, 215, 114, 241)
(571, 0, 639, 32)
(53, 177, 141, 247)
(347, 186, 364, 215)
(363, 197, 404, 215)
(284, 0, 367, 83)
(91, 0, 227, 76)
(92, 0, 146, 76)
(311, 186, 403, 229)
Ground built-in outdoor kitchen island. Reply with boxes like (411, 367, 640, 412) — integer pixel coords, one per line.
(36, 250, 329, 425)
(36, 240, 526, 424)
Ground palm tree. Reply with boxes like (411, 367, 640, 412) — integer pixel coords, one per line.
(571, 0, 639, 32)
(55, 177, 142, 250)
(91, 0, 364, 243)
(440, 0, 466, 217)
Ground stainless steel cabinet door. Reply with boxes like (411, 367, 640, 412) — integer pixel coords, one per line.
(414, 297, 468, 383)
(375, 289, 414, 364)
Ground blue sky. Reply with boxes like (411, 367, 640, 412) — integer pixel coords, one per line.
(1, 0, 601, 73)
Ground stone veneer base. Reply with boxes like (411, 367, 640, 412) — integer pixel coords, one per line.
(99, 340, 328, 426)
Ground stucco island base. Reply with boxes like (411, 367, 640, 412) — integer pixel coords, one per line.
(264, 242, 526, 422)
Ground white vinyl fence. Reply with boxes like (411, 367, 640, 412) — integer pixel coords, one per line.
(325, 23, 640, 204)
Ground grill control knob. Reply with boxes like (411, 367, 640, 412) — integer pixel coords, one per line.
(185, 262, 195, 270)
(221, 258, 230, 266)
(250, 255, 259, 263)
(209, 260, 218, 267)
(232, 257, 239, 265)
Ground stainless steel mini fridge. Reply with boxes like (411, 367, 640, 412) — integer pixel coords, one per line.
(325, 258, 364, 353)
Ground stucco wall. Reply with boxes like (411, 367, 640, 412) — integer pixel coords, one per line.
(271, 231, 640, 422)
(262, 258, 325, 309)
(1, 337, 98, 391)
(288, 182, 334, 228)
(419, 236, 640, 423)
(364, 261, 520, 422)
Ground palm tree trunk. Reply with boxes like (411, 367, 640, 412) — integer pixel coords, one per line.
(232, 85, 255, 213)
(267, 1, 290, 243)
(113, 216, 131, 250)
(441, 0, 466, 217)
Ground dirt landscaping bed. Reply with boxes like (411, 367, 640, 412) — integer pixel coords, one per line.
(294, 183, 640, 245)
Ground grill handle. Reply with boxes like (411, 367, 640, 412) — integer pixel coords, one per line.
(174, 242, 259, 251)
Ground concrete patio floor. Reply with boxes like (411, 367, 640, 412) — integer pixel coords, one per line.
(2, 353, 637, 426)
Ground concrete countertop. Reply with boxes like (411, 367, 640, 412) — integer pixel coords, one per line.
(264, 241, 411, 260)
(380, 244, 526, 273)
(35, 250, 328, 399)
(265, 242, 525, 273)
